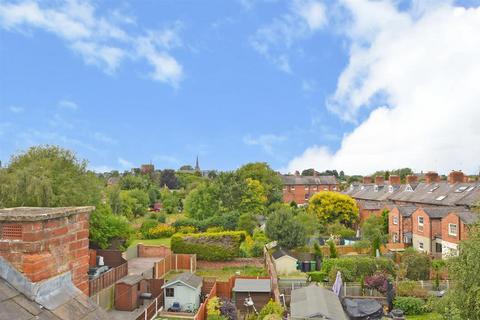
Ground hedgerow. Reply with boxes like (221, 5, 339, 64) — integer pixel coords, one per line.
(171, 231, 246, 261)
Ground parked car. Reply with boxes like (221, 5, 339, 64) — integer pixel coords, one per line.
(168, 302, 181, 312)
(88, 266, 110, 280)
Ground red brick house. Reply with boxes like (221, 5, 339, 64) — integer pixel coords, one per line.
(387, 205, 416, 248)
(411, 207, 457, 256)
(440, 210, 478, 258)
(282, 173, 338, 205)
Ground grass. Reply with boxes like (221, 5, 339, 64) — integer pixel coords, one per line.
(406, 313, 442, 320)
(129, 237, 171, 248)
(166, 212, 185, 224)
(278, 271, 308, 279)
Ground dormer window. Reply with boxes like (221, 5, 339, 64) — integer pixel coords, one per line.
(374, 185, 379, 192)
(405, 185, 413, 192)
(360, 186, 365, 190)
(388, 185, 394, 193)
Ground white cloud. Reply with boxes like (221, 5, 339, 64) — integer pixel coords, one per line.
(153, 154, 179, 164)
(89, 165, 115, 173)
(93, 132, 117, 145)
(250, 0, 327, 72)
(287, 1, 480, 175)
(58, 99, 78, 110)
(118, 157, 133, 169)
(9, 106, 24, 113)
(244, 133, 286, 154)
(0, 0, 184, 87)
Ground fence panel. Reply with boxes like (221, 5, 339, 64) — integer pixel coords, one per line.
(89, 262, 128, 297)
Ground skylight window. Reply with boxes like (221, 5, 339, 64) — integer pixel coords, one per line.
(455, 186, 468, 193)
(428, 185, 440, 193)
(466, 186, 475, 192)
(436, 195, 447, 201)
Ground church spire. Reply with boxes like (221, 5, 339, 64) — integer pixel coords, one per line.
(195, 155, 200, 171)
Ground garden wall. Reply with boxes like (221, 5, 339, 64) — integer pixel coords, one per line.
(197, 257, 263, 269)
(138, 244, 171, 257)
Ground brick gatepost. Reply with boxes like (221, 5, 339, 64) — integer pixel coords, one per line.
(0, 207, 94, 295)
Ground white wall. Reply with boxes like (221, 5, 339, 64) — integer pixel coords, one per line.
(441, 240, 458, 259)
(412, 234, 431, 254)
(164, 283, 201, 312)
(274, 256, 298, 275)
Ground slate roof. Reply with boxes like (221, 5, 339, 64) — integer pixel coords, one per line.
(282, 175, 338, 185)
(0, 258, 108, 320)
(290, 285, 348, 320)
(162, 272, 202, 289)
(271, 248, 296, 260)
(388, 205, 417, 217)
(345, 182, 480, 207)
(232, 279, 271, 293)
(357, 200, 387, 210)
(454, 211, 479, 225)
(422, 206, 459, 219)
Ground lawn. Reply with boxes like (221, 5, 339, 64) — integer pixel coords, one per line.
(165, 266, 267, 281)
(129, 237, 171, 248)
(406, 313, 442, 320)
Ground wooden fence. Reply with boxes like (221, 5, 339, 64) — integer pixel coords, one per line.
(194, 279, 217, 320)
(135, 292, 164, 320)
(154, 253, 197, 279)
(89, 262, 128, 297)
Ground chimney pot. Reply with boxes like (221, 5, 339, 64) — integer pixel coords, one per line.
(363, 176, 372, 184)
(448, 170, 465, 184)
(406, 175, 418, 185)
(425, 171, 440, 184)
(375, 176, 385, 185)
(389, 175, 401, 185)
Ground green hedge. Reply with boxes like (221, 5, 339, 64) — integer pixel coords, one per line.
(309, 256, 396, 282)
(171, 231, 246, 261)
(393, 296, 426, 315)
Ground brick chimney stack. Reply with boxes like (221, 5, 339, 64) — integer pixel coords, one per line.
(448, 171, 465, 184)
(389, 175, 401, 185)
(375, 176, 385, 185)
(363, 176, 372, 184)
(313, 169, 317, 177)
(425, 171, 440, 184)
(0, 207, 94, 295)
(406, 175, 418, 185)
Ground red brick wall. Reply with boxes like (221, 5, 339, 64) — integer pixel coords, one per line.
(412, 208, 431, 238)
(431, 219, 442, 238)
(282, 184, 337, 204)
(138, 244, 171, 257)
(0, 210, 91, 295)
(388, 207, 401, 243)
(441, 213, 469, 244)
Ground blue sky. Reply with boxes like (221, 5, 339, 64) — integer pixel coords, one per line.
(1, 0, 480, 174)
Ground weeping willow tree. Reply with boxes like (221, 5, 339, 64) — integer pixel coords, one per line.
(0, 145, 102, 208)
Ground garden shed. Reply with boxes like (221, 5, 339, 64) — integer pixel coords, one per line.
(114, 275, 149, 311)
(272, 248, 298, 275)
(162, 272, 202, 312)
(232, 278, 272, 314)
(290, 285, 348, 320)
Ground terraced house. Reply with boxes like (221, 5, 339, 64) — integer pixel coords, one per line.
(282, 173, 339, 205)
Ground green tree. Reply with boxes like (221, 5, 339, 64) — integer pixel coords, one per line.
(361, 215, 388, 255)
(147, 185, 160, 206)
(327, 240, 338, 258)
(236, 162, 283, 204)
(401, 248, 431, 280)
(258, 300, 284, 320)
(307, 191, 359, 227)
(184, 182, 221, 220)
(0, 145, 102, 207)
(108, 185, 122, 214)
(159, 169, 179, 189)
(237, 213, 256, 235)
(439, 221, 480, 319)
(295, 210, 320, 238)
(265, 207, 306, 249)
(160, 187, 181, 214)
(120, 174, 148, 190)
(239, 178, 267, 215)
(89, 204, 133, 250)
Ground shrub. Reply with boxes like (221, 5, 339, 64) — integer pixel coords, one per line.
(364, 273, 388, 294)
(89, 204, 134, 250)
(258, 300, 283, 320)
(393, 296, 425, 315)
(171, 231, 246, 261)
(396, 281, 428, 299)
(307, 271, 329, 282)
(219, 300, 237, 320)
(140, 219, 158, 238)
(177, 226, 197, 234)
(327, 240, 338, 258)
(148, 212, 158, 220)
(401, 248, 431, 280)
(319, 257, 395, 282)
(207, 296, 221, 316)
(157, 213, 167, 223)
(207, 226, 224, 233)
(148, 224, 175, 238)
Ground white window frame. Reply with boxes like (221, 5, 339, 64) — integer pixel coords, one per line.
(418, 216, 424, 232)
(323, 187, 328, 191)
(305, 186, 309, 191)
(312, 186, 317, 191)
(291, 186, 295, 191)
(393, 216, 399, 225)
(419, 242, 424, 250)
(448, 223, 458, 236)
(333, 186, 337, 191)
(393, 233, 398, 243)
(166, 287, 174, 297)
